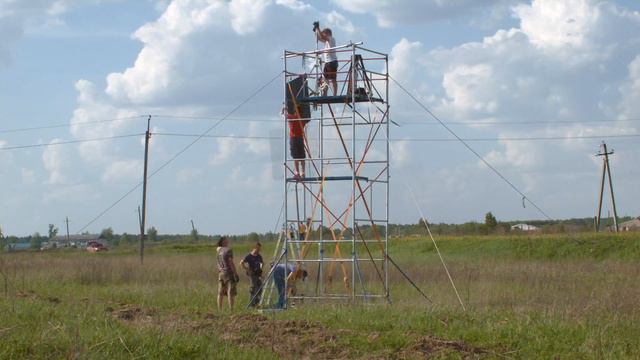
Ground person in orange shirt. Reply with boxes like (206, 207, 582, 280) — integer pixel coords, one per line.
(287, 111, 308, 180)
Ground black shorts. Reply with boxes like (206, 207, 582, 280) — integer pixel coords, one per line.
(290, 137, 305, 159)
(323, 60, 338, 80)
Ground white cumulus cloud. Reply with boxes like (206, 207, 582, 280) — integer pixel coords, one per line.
(388, 0, 640, 219)
(331, 0, 524, 27)
(42, 140, 70, 185)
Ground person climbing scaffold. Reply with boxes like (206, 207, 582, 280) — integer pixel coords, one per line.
(287, 108, 309, 181)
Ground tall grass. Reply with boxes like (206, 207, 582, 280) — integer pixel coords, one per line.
(0, 233, 639, 358)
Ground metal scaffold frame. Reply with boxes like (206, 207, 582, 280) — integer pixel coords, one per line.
(260, 43, 391, 308)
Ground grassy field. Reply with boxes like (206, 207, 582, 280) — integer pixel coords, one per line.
(1, 232, 639, 359)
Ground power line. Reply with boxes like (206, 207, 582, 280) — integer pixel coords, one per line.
(76, 71, 283, 233)
(0, 116, 145, 134)
(398, 118, 640, 126)
(0, 134, 143, 151)
(2, 131, 634, 153)
(152, 132, 275, 140)
(0, 115, 280, 136)
(390, 75, 553, 220)
(150, 132, 640, 142)
(150, 114, 280, 123)
(2, 113, 636, 135)
(401, 134, 640, 142)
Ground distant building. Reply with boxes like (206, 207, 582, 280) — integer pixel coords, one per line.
(511, 223, 539, 232)
(620, 217, 640, 232)
(4, 243, 32, 252)
(42, 234, 102, 250)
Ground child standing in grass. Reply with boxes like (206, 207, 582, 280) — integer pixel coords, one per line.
(240, 242, 264, 307)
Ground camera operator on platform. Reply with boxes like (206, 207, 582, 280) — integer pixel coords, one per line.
(313, 21, 338, 96)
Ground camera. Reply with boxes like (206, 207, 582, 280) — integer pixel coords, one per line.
(312, 21, 320, 32)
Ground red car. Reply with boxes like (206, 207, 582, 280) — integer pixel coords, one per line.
(87, 241, 108, 252)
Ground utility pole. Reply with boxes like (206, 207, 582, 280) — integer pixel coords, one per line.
(190, 220, 196, 232)
(65, 217, 70, 242)
(595, 142, 619, 232)
(140, 115, 152, 264)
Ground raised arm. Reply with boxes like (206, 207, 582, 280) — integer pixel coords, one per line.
(315, 27, 326, 43)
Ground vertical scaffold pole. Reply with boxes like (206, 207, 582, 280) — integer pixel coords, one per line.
(318, 46, 325, 296)
(351, 43, 357, 301)
(384, 52, 390, 301)
(283, 50, 289, 308)
(280, 43, 390, 305)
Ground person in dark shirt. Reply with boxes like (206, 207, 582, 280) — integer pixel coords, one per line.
(240, 242, 264, 307)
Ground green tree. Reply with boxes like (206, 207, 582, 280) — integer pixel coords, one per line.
(48, 224, 59, 239)
(247, 232, 260, 243)
(485, 212, 498, 231)
(148, 227, 158, 242)
(121, 233, 131, 245)
(0, 226, 5, 252)
(100, 227, 114, 241)
(190, 228, 199, 242)
(30, 232, 43, 250)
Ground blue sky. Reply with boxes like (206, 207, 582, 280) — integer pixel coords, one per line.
(1, 0, 639, 236)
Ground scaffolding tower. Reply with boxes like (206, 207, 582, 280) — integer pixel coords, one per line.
(262, 43, 390, 308)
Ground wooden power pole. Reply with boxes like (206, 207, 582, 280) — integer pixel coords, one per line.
(65, 217, 70, 242)
(140, 116, 152, 264)
(595, 142, 619, 232)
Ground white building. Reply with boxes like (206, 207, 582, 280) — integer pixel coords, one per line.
(620, 217, 640, 231)
(511, 223, 539, 232)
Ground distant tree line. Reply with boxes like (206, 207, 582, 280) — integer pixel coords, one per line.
(1, 214, 635, 252)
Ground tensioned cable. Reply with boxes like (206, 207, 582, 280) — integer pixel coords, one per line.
(0, 134, 143, 151)
(405, 180, 466, 311)
(76, 71, 283, 233)
(378, 104, 465, 310)
(390, 76, 553, 220)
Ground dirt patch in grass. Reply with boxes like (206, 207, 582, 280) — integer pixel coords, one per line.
(15, 290, 61, 304)
(399, 335, 487, 359)
(184, 314, 492, 359)
(110, 308, 491, 359)
(189, 313, 351, 359)
(106, 304, 157, 322)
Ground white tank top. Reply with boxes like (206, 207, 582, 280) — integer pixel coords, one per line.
(324, 37, 337, 63)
